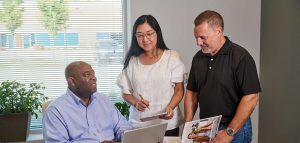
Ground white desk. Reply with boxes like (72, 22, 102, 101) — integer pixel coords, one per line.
(163, 137, 181, 143)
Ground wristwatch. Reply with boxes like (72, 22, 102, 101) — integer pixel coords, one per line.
(226, 127, 235, 137)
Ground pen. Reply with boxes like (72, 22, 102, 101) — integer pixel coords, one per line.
(139, 94, 150, 110)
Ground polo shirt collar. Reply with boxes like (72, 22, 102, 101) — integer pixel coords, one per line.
(205, 36, 231, 58)
(218, 36, 231, 55)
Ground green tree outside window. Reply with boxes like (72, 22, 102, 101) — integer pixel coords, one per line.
(0, 0, 23, 36)
(38, 0, 69, 37)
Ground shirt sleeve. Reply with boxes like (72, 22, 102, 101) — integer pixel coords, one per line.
(43, 106, 73, 143)
(236, 54, 262, 96)
(170, 50, 186, 83)
(103, 97, 132, 141)
(186, 55, 198, 92)
(116, 69, 133, 94)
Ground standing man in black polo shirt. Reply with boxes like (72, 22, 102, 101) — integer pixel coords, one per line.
(184, 10, 261, 143)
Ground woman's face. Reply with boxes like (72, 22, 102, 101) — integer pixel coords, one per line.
(135, 23, 157, 52)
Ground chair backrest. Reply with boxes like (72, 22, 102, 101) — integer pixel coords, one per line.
(42, 100, 52, 112)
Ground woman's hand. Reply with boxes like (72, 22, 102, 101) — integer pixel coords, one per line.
(160, 106, 173, 120)
(134, 98, 150, 112)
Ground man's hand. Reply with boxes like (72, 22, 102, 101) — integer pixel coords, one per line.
(211, 130, 233, 143)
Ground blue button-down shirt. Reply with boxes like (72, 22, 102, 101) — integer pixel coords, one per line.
(43, 89, 132, 143)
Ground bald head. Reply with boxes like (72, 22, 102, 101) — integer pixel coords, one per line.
(65, 61, 97, 102)
(65, 61, 90, 79)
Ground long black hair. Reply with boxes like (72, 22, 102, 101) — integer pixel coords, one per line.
(123, 15, 169, 69)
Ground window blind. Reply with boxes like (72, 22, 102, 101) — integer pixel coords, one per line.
(0, 0, 125, 131)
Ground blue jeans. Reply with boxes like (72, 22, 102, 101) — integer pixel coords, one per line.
(218, 119, 252, 143)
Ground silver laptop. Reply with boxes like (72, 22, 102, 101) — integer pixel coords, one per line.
(121, 123, 168, 143)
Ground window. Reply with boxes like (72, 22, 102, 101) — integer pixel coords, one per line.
(0, 0, 125, 131)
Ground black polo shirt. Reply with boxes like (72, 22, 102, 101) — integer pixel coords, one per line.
(187, 37, 261, 123)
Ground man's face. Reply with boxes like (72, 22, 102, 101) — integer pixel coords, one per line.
(194, 22, 219, 55)
(72, 64, 97, 97)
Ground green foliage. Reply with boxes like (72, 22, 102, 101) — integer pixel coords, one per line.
(38, 0, 69, 37)
(0, 80, 48, 119)
(0, 0, 24, 35)
(114, 101, 130, 119)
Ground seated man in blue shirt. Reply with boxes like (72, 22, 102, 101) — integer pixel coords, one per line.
(43, 61, 132, 143)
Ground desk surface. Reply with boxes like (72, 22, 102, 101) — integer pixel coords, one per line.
(163, 137, 181, 143)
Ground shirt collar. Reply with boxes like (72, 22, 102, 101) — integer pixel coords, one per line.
(67, 88, 96, 106)
(218, 36, 231, 55)
(205, 36, 231, 58)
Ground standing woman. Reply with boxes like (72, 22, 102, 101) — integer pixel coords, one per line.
(117, 15, 185, 136)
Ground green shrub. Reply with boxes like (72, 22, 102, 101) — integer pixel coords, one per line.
(0, 80, 48, 119)
(114, 101, 130, 119)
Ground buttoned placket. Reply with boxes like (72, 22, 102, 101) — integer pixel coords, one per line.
(209, 58, 214, 70)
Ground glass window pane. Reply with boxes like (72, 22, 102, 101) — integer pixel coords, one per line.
(54, 33, 65, 46)
(66, 33, 78, 46)
(0, 0, 125, 131)
(36, 33, 50, 46)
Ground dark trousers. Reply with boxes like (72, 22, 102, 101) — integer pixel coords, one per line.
(164, 127, 179, 136)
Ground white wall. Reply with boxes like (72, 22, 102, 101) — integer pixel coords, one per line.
(128, 0, 260, 143)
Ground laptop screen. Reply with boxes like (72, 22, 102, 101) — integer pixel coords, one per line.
(121, 123, 168, 143)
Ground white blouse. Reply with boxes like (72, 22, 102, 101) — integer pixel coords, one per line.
(117, 50, 185, 130)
